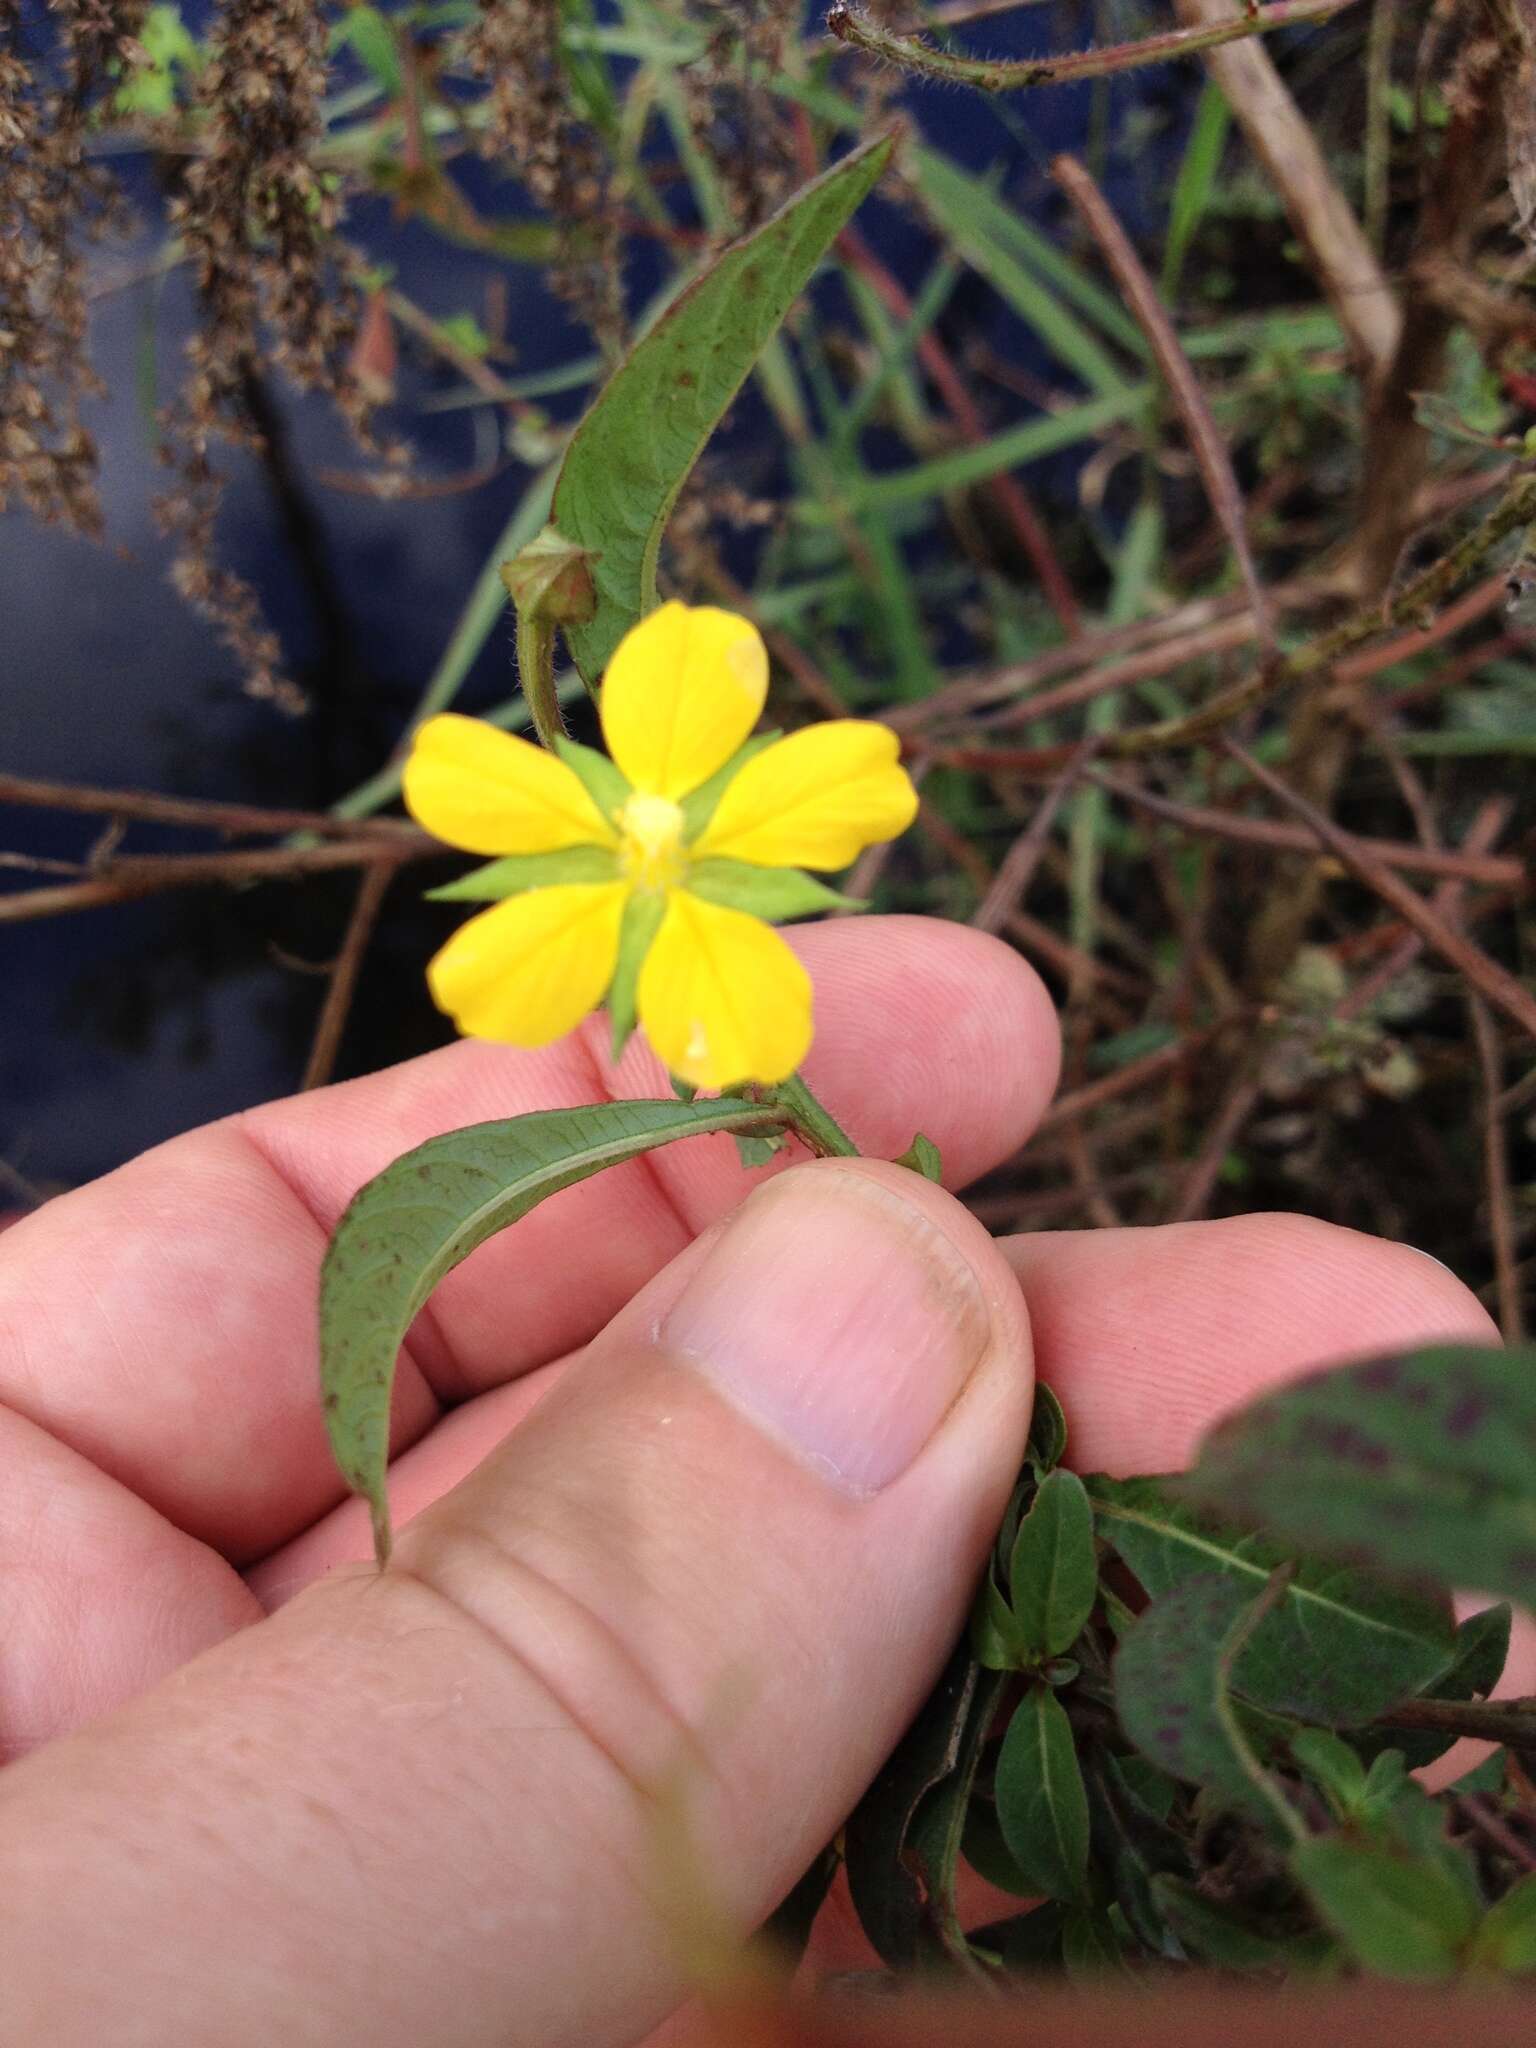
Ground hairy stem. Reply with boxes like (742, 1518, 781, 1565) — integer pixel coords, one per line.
(826, 0, 1359, 94)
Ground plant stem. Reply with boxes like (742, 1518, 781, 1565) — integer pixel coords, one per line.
(515, 609, 568, 751)
(768, 1073, 859, 1158)
(825, 0, 1359, 94)
(1115, 467, 1536, 755)
(1371, 1695, 1536, 1750)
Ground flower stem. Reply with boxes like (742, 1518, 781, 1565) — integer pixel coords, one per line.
(825, 0, 1359, 94)
(768, 1072, 859, 1158)
(514, 609, 568, 752)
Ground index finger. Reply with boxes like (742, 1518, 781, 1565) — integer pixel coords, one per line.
(0, 918, 1059, 1562)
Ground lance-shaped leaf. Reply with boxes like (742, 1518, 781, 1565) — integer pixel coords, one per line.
(320, 1098, 788, 1559)
(1185, 1343, 1536, 1608)
(995, 1681, 1091, 1902)
(1009, 1466, 1098, 1662)
(1089, 1474, 1455, 1725)
(845, 1641, 1005, 1968)
(552, 129, 896, 684)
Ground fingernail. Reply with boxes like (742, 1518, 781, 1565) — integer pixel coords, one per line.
(659, 1165, 991, 1496)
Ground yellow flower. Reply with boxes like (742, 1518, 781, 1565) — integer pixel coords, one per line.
(403, 601, 918, 1089)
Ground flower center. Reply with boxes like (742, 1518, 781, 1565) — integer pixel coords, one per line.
(617, 791, 687, 892)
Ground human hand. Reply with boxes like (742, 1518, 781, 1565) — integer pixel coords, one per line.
(0, 918, 1499, 2046)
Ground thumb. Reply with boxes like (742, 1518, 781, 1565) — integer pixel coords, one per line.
(0, 1161, 1032, 2048)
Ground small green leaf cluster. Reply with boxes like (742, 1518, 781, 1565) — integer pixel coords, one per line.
(838, 1343, 1536, 1988)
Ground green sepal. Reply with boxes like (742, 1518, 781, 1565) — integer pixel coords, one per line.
(678, 732, 781, 840)
(685, 857, 864, 922)
(893, 1133, 943, 1181)
(607, 889, 667, 1063)
(555, 735, 631, 821)
(426, 845, 620, 901)
(734, 1130, 787, 1169)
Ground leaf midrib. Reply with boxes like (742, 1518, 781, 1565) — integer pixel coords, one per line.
(1093, 1496, 1440, 1651)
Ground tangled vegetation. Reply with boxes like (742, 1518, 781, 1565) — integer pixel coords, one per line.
(5, 0, 1536, 2006)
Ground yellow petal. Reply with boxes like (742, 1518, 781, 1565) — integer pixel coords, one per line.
(638, 890, 811, 1088)
(600, 601, 768, 801)
(691, 720, 917, 869)
(404, 714, 617, 856)
(427, 882, 627, 1047)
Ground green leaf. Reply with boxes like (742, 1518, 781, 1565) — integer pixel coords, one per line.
(425, 846, 620, 900)
(1469, 1872, 1536, 1974)
(911, 148, 1138, 397)
(1089, 1474, 1456, 1726)
(1009, 1468, 1099, 1662)
(1186, 1344, 1536, 1608)
(733, 1131, 786, 1170)
(970, 1569, 1030, 1672)
(1448, 1748, 1507, 1798)
(1162, 81, 1232, 300)
(845, 1643, 1005, 1969)
(606, 890, 667, 1062)
(1352, 1603, 1512, 1770)
(1113, 1571, 1289, 1821)
(1290, 1729, 1368, 1817)
(684, 860, 863, 921)
(320, 1098, 788, 1558)
(1150, 1874, 1298, 1971)
(1027, 1384, 1069, 1475)
(552, 130, 896, 684)
(333, 3, 403, 95)
(962, 1797, 1038, 1897)
(1290, 1834, 1479, 1982)
(893, 1133, 943, 1182)
(554, 735, 630, 818)
(995, 1683, 1091, 1903)
(1060, 1907, 1130, 1980)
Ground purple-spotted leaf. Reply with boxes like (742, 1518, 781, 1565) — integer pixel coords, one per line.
(1090, 1473, 1455, 1725)
(1185, 1344, 1536, 1608)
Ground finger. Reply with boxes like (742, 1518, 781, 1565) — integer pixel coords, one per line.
(0, 917, 1058, 1562)
(0, 1406, 260, 1760)
(1000, 1212, 1496, 1474)
(0, 1161, 1032, 2048)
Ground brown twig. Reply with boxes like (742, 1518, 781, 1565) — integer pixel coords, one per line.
(1053, 153, 1274, 651)
(1173, 0, 1400, 389)
(975, 613, 1261, 734)
(1115, 471, 1536, 756)
(970, 740, 1097, 934)
(1040, 1032, 1211, 1131)
(300, 860, 399, 1092)
(1222, 739, 1536, 1043)
(1468, 995, 1526, 1340)
(1372, 1695, 1536, 1749)
(1349, 36, 1507, 598)
(0, 773, 418, 842)
(1169, 1065, 1264, 1223)
(0, 837, 431, 923)
(837, 223, 1083, 635)
(1088, 774, 1524, 887)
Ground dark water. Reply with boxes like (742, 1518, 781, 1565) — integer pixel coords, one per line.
(3, 7, 1180, 1190)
